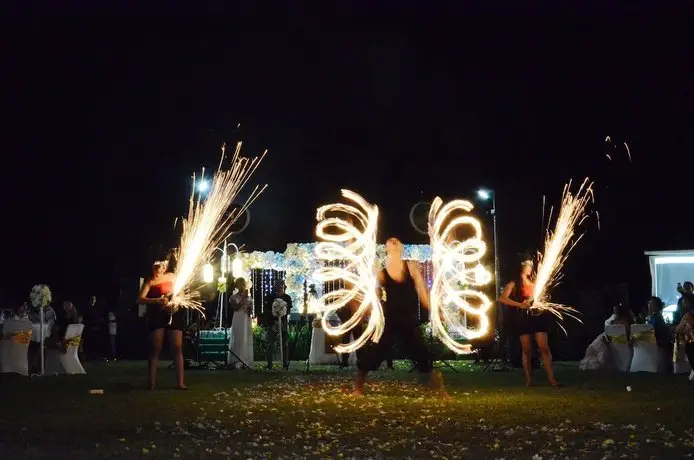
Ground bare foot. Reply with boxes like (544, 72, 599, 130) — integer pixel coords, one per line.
(436, 389, 452, 400)
(550, 381, 563, 387)
(525, 380, 534, 387)
(177, 385, 189, 390)
(350, 388, 364, 397)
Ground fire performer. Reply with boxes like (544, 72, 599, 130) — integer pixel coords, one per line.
(499, 259, 560, 387)
(137, 260, 187, 390)
(352, 237, 447, 397)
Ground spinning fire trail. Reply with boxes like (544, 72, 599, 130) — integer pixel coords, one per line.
(170, 142, 267, 313)
(313, 190, 384, 354)
(428, 197, 493, 354)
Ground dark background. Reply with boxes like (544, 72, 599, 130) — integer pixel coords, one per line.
(3, 7, 692, 325)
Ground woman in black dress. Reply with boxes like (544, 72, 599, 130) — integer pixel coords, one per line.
(137, 260, 187, 390)
(499, 259, 559, 387)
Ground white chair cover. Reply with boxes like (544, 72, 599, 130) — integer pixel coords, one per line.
(308, 314, 357, 365)
(673, 342, 692, 375)
(629, 324, 658, 373)
(45, 324, 85, 375)
(605, 324, 632, 372)
(0, 318, 32, 376)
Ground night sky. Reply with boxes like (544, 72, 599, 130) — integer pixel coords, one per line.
(4, 7, 693, 308)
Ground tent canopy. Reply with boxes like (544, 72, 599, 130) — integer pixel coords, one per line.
(645, 250, 694, 311)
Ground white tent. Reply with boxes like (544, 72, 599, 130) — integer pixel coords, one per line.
(645, 250, 694, 322)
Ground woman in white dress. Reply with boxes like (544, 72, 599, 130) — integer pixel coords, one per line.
(229, 278, 254, 369)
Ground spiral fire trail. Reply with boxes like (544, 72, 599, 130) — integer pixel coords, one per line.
(171, 142, 267, 313)
(313, 190, 384, 353)
(428, 197, 493, 354)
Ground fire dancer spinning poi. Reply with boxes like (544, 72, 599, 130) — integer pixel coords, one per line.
(313, 191, 448, 397)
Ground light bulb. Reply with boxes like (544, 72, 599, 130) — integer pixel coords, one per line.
(232, 256, 244, 278)
(202, 264, 214, 283)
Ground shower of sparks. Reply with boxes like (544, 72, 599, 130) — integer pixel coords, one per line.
(170, 142, 267, 313)
(531, 178, 594, 329)
(428, 197, 493, 354)
(605, 136, 632, 163)
(313, 190, 384, 354)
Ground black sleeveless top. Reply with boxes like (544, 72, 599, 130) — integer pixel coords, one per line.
(382, 264, 419, 325)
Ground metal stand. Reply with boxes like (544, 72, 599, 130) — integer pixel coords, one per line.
(227, 333, 251, 370)
(482, 335, 511, 372)
(408, 326, 458, 373)
(39, 306, 45, 376)
(409, 357, 458, 373)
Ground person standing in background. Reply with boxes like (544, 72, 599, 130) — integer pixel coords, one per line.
(108, 311, 118, 360)
(675, 282, 694, 325)
(83, 295, 103, 360)
(264, 280, 292, 370)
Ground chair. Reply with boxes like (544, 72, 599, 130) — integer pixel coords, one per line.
(605, 324, 632, 372)
(308, 315, 357, 366)
(0, 318, 32, 376)
(629, 324, 658, 373)
(45, 324, 86, 375)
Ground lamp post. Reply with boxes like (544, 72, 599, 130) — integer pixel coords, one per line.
(477, 189, 499, 305)
(210, 240, 244, 329)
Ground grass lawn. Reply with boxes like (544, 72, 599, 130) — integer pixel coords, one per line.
(0, 360, 692, 459)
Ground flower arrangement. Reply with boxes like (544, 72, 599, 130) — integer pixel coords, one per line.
(29, 284, 52, 308)
(272, 298, 288, 317)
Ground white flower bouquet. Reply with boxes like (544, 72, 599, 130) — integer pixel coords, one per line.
(29, 284, 52, 308)
(272, 298, 288, 318)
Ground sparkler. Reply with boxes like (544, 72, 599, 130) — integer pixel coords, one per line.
(531, 178, 594, 325)
(428, 197, 493, 354)
(170, 142, 267, 313)
(605, 136, 632, 163)
(313, 190, 384, 354)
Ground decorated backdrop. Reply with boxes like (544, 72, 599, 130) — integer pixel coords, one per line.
(240, 243, 432, 314)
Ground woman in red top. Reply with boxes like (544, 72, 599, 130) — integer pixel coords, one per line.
(137, 260, 187, 390)
(499, 259, 559, 387)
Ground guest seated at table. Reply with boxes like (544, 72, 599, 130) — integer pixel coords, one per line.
(48, 301, 82, 352)
(9, 303, 28, 321)
(646, 296, 673, 372)
(605, 303, 635, 334)
(675, 293, 694, 376)
(0, 303, 29, 339)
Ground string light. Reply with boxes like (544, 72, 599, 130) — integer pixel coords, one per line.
(231, 256, 244, 279)
(313, 189, 384, 353)
(202, 264, 214, 283)
(428, 197, 493, 354)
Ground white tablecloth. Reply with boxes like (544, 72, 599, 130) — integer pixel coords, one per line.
(309, 326, 357, 365)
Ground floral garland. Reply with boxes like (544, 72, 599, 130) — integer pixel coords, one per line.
(239, 243, 431, 313)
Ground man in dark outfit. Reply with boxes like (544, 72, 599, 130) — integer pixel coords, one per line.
(264, 280, 292, 370)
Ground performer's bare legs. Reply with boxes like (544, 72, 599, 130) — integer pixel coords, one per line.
(148, 328, 165, 390)
(168, 329, 187, 389)
(535, 332, 559, 386)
